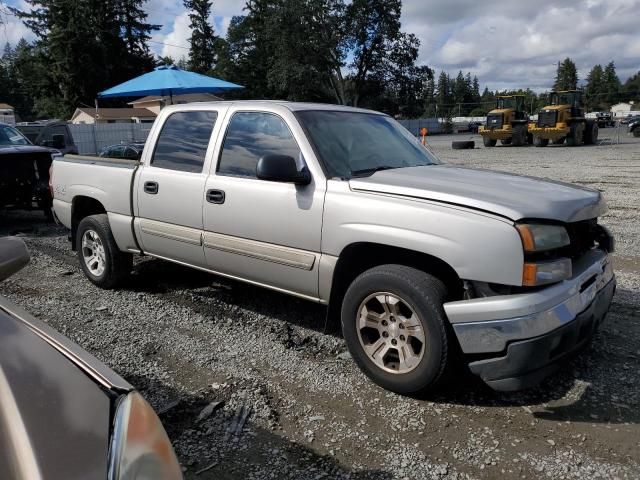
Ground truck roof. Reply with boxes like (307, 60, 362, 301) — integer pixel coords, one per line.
(162, 100, 385, 115)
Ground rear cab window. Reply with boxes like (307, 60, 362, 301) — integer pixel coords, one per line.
(151, 111, 218, 173)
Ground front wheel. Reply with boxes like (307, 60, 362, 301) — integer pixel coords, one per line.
(341, 265, 449, 395)
(483, 137, 497, 147)
(534, 136, 549, 147)
(77, 214, 132, 289)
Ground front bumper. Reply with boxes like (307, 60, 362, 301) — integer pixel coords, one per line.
(479, 126, 512, 140)
(528, 125, 569, 140)
(444, 249, 615, 391)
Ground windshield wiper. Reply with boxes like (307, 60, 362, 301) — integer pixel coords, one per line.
(349, 165, 398, 178)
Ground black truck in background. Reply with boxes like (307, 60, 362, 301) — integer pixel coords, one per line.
(0, 122, 63, 219)
(16, 120, 78, 155)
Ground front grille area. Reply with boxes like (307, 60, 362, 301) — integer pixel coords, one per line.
(565, 219, 598, 259)
(537, 110, 557, 128)
(486, 113, 503, 129)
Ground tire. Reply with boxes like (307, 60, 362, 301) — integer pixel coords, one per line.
(512, 125, 525, 146)
(634, 129, 640, 138)
(534, 136, 549, 147)
(483, 137, 497, 147)
(76, 214, 132, 289)
(527, 133, 533, 145)
(584, 121, 599, 145)
(452, 140, 475, 150)
(341, 265, 449, 395)
(566, 124, 580, 146)
(552, 138, 565, 145)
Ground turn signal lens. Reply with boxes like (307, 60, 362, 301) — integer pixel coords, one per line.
(108, 392, 183, 480)
(516, 224, 570, 252)
(523, 259, 572, 286)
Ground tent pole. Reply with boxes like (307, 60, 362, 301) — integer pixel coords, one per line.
(169, 90, 173, 105)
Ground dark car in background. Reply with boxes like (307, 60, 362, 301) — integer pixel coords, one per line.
(0, 123, 61, 219)
(16, 120, 78, 156)
(628, 116, 640, 137)
(99, 142, 145, 160)
(0, 237, 183, 480)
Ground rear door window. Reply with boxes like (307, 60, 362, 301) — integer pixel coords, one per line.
(151, 111, 217, 173)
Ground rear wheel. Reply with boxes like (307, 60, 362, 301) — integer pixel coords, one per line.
(341, 265, 449, 395)
(77, 214, 132, 289)
(534, 136, 549, 147)
(483, 137, 497, 147)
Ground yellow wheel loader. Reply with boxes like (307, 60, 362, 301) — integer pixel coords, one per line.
(529, 90, 598, 147)
(479, 95, 530, 147)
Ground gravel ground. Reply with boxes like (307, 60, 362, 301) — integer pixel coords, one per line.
(2, 132, 640, 479)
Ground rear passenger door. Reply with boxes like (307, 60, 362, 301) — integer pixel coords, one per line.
(202, 108, 326, 300)
(135, 109, 223, 267)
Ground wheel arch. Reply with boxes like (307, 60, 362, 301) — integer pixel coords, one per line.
(326, 242, 463, 323)
(71, 196, 107, 250)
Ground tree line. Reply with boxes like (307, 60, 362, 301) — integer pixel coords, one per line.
(1, 0, 639, 121)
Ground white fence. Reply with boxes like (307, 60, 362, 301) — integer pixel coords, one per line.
(68, 123, 153, 155)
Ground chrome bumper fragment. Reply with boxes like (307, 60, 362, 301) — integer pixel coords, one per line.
(445, 249, 614, 354)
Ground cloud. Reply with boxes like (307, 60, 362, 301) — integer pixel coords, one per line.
(0, 0, 36, 46)
(151, 10, 191, 60)
(401, 0, 640, 90)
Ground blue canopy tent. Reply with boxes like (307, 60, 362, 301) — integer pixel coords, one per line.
(98, 65, 244, 102)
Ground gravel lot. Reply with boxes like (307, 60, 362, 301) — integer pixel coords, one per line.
(2, 133, 640, 479)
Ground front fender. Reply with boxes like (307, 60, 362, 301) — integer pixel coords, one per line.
(322, 181, 525, 286)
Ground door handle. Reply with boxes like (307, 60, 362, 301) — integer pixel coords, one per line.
(144, 181, 159, 194)
(206, 189, 225, 204)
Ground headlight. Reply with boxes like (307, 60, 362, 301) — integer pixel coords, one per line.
(516, 224, 570, 252)
(108, 392, 183, 480)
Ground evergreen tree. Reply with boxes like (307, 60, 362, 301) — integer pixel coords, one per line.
(585, 64, 604, 110)
(184, 0, 218, 73)
(553, 58, 578, 91)
(435, 70, 451, 116)
(11, 0, 158, 118)
(602, 61, 620, 105)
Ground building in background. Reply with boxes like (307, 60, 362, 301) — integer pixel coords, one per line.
(0, 104, 16, 125)
(127, 93, 222, 115)
(70, 108, 157, 125)
(610, 102, 633, 116)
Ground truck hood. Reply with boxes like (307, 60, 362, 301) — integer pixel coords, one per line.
(349, 165, 606, 222)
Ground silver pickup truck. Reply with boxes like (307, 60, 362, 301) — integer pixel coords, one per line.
(51, 101, 616, 394)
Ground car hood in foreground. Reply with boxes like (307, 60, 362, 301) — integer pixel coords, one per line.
(0, 145, 56, 155)
(0, 297, 132, 479)
(349, 165, 606, 222)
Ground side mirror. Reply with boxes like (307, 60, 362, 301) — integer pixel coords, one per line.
(256, 155, 311, 185)
(52, 134, 66, 149)
(0, 237, 30, 282)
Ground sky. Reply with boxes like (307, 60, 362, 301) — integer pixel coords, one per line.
(2, 0, 639, 92)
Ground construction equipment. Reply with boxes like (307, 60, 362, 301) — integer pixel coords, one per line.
(479, 95, 530, 147)
(529, 90, 598, 147)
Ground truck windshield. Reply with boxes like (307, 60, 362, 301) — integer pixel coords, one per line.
(296, 110, 440, 179)
(0, 125, 30, 146)
(497, 98, 516, 109)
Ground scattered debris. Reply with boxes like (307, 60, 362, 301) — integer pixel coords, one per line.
(197, 401, 224, 423)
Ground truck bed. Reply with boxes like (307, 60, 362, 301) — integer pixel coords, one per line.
(51, 154, 139, 229)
